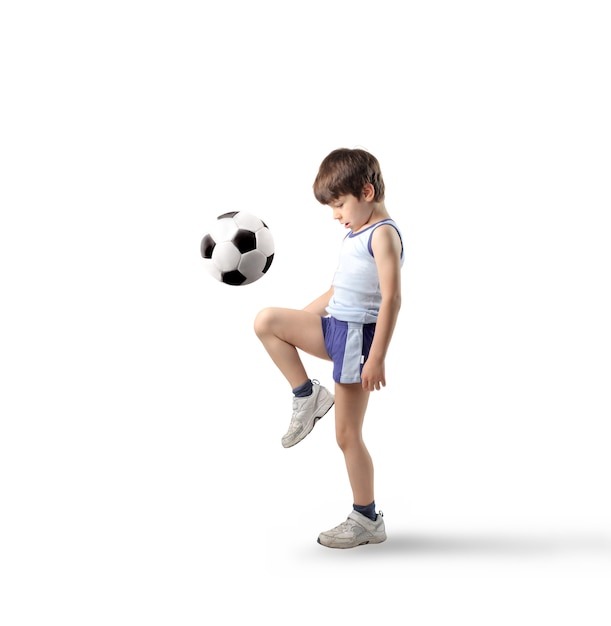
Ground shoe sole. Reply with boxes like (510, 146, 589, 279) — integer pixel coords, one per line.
(282, 398, 334, 448)
(317, 535, 387, 549)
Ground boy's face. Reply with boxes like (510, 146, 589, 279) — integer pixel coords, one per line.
(329, 187, 375, 233)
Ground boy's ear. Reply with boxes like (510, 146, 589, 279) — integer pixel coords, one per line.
(362, 183, 375, 201)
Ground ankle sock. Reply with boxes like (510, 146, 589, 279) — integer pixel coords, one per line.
(353, 501, 377, 521)
(292, 379, 313, 398)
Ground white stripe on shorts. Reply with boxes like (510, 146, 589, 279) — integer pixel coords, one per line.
(340, 322, 365, 384)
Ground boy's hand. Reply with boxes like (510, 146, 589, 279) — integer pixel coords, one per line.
(361, 358, 386, 391)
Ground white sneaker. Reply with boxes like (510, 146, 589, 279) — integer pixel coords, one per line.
(318, 510, 387, 549)
(281, 381, 334, 448)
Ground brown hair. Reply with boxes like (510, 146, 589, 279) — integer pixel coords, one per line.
(313, 148, 385, 205)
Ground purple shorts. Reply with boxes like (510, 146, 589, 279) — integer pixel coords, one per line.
(321, 317, 376, 384)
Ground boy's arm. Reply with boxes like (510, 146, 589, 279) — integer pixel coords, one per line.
(361, 226, 403, 391)
(302, 286, 334, 316)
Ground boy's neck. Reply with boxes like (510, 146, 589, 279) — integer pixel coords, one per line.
(361, 204, 390, 230)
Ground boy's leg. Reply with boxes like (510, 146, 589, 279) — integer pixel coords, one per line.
(253, 307, 330, 388)
(317, 382, 386, 548)
(334, 382, 374, 506)
(254, 307, 334, 447)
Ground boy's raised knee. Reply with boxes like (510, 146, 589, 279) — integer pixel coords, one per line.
(253, 307, 275, 338)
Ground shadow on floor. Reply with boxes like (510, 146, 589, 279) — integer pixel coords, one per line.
(371, 530, 611, 558)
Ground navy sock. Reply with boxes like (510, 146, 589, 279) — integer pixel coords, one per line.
(353, 501, 377, 521)
(292, 379, 313, 398)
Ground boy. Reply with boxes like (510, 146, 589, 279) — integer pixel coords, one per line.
(254, 148, 404, 548)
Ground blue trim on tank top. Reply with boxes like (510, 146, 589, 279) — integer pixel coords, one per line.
(349, 219, 403, 259)
(347, 219, 393, 239)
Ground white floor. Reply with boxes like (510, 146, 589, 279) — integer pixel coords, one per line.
(2, 2, 610, 623)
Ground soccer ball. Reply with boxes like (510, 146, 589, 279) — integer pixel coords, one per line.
(200, 211, 275, 285)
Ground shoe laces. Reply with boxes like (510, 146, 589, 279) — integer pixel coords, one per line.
(334, 517, 359, 534)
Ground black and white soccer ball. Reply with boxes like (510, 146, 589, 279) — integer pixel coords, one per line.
(200, 211, 275, 285)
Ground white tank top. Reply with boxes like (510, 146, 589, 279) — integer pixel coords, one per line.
(326, 219, 404, 323)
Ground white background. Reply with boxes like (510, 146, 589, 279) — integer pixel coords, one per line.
(1, 1, 610, 624)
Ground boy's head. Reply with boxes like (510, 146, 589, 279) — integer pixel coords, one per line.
(313, 148, 385, 205)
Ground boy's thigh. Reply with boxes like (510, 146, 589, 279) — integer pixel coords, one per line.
(269, 308, 330, 361)
(334, 382, 370, 431)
